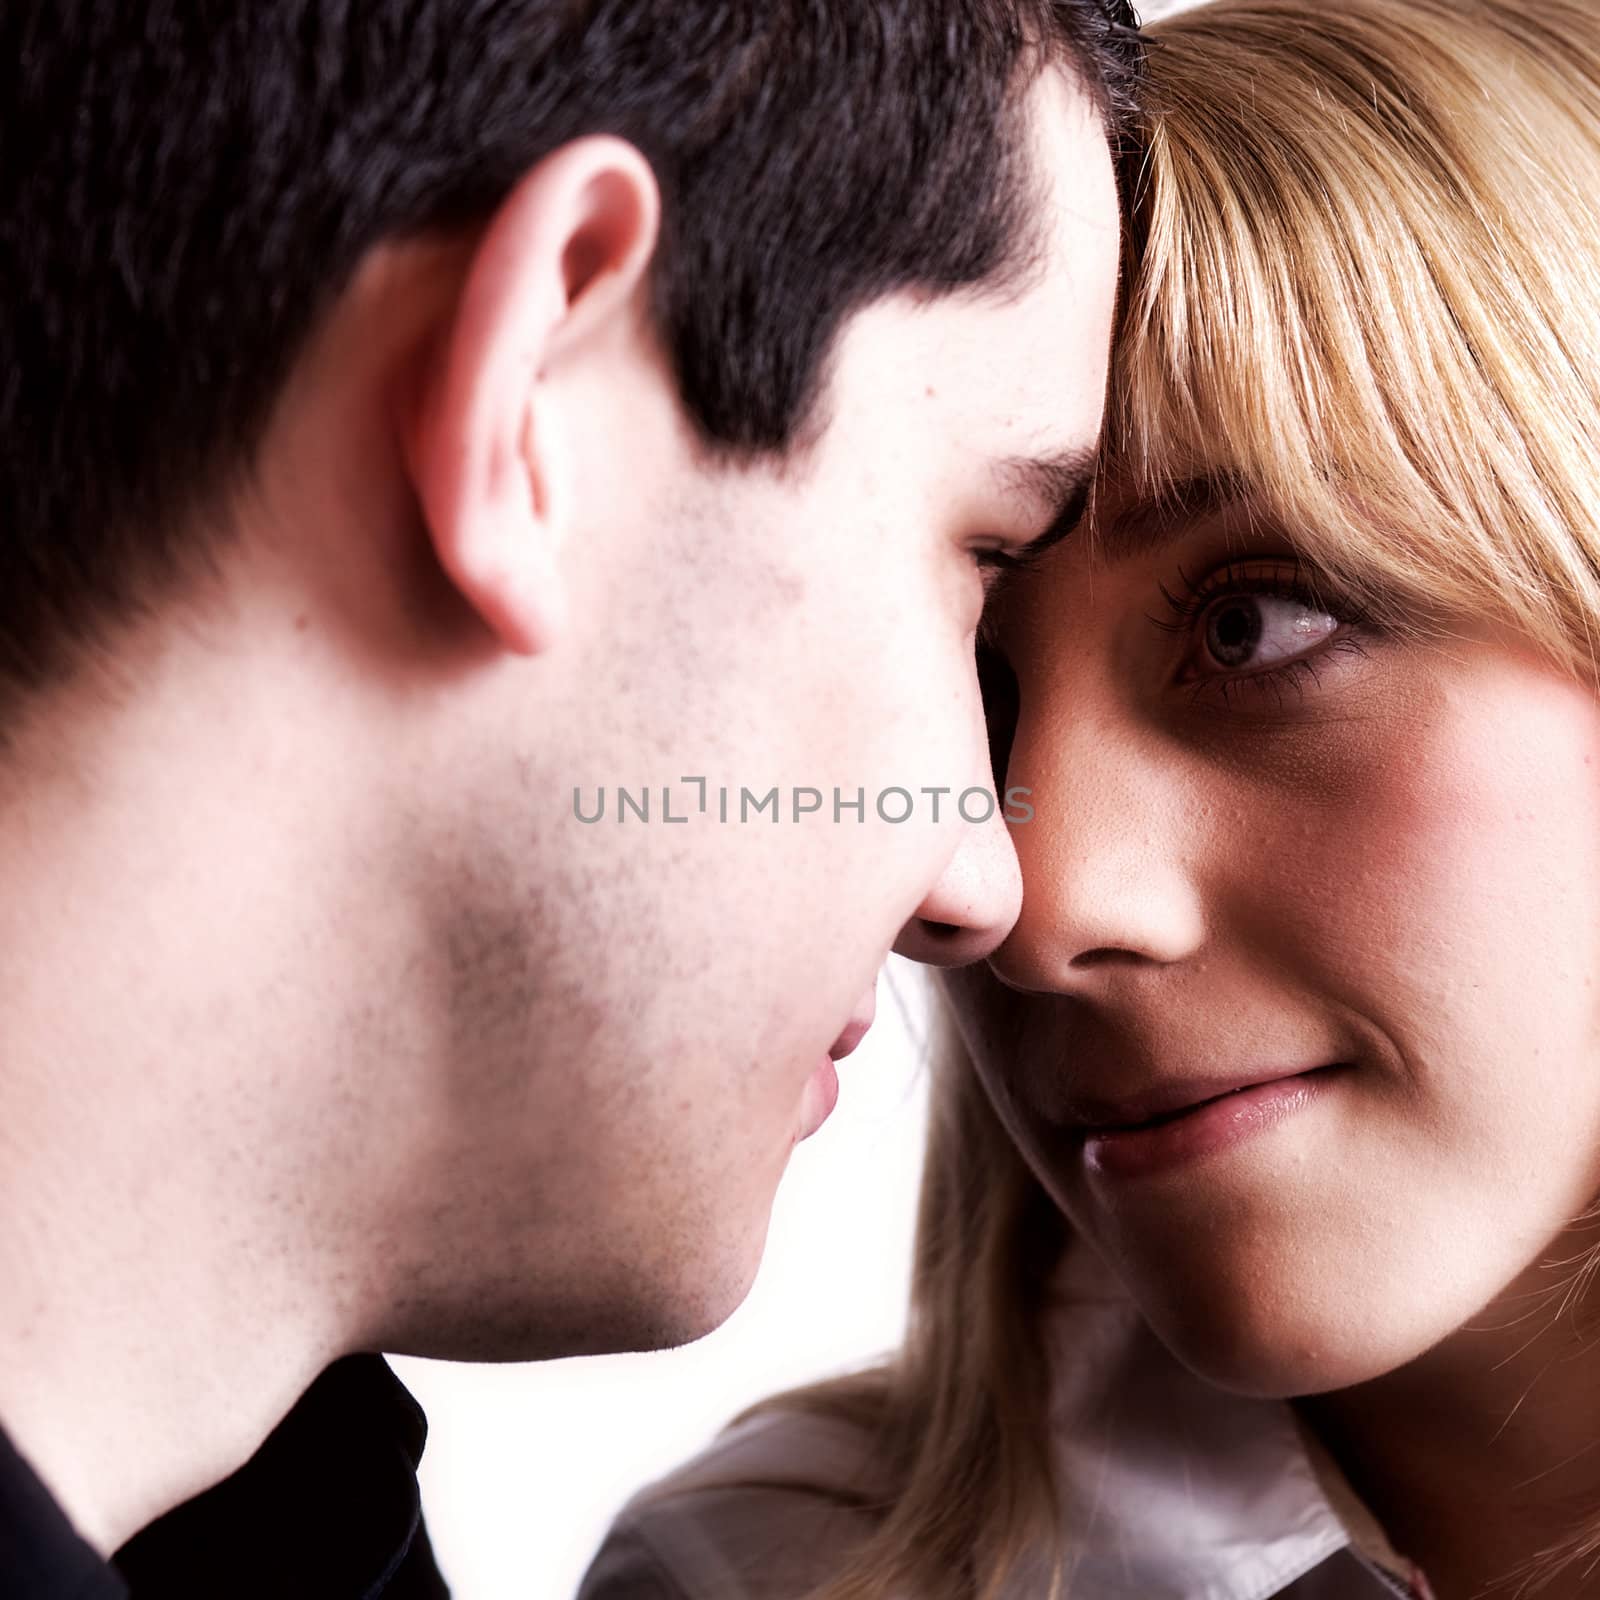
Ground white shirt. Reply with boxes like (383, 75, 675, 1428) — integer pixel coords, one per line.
(578, 1241, 1433, 1599)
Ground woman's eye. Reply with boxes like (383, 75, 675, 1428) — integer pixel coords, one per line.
(1199, 593, 1342, 672)
(1154, 557, 1375, 705)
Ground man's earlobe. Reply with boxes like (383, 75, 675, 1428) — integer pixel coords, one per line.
(401, 137, 662, 657)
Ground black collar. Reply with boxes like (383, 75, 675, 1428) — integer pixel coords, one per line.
(0, 1420, 128, 1600)
(113, 1355, 447, 1599)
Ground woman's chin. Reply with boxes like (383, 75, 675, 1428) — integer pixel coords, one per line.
(1173, 1341, 1392, 1402)
(1134, 1280, 1445, 1401)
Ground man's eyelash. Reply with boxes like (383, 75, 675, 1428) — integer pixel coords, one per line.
(975, 544, 1050, 614)
(975, 546, 1041, 577)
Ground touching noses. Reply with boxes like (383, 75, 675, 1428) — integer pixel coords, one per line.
(893, 801, 1024, 968)
(988, 695, 1208, 994)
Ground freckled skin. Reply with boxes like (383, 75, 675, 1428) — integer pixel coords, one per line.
(957, 503, 1600, 1399)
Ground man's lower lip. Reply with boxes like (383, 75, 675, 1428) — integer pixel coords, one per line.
(1081, 1068, 1341, 1180)
(798, 1056, 840, 1142)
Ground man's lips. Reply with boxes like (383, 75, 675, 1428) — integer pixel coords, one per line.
(1066, 1065, 1344, 1133)
(828, 989, 878, 1061)
(799, 986, 878, 1143)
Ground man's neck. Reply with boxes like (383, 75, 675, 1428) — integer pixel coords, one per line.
(0, 657, 361, 1554)
(0, 984, 342, 1553)
(0, 1240, 334, 1555)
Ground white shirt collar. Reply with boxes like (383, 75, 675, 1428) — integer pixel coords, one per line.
(1038, 1239, 1423, 1600)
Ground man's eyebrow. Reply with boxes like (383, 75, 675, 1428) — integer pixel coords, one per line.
(1094, 471, 1247, 565)
(998, 444, 1100, 560)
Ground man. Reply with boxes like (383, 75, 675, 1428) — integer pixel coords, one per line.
(0, 1, 1138, 1594)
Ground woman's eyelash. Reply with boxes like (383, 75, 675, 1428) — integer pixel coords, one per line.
(1180, 636, 1373, 710)
(1149, 558, 1370, 636)
(1145, 563, 1369, 636)
(1142, 554, 1377, 708)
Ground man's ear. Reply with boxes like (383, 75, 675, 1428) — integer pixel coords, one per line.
(402, 137, 661, 656)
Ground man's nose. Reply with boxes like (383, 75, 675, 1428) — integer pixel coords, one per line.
(892, 803, 1023, 968)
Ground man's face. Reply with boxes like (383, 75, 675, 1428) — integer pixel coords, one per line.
(379, 71, 1121, 1357)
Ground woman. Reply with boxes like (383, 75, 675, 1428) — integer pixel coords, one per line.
(580, 0, 1600, 1595)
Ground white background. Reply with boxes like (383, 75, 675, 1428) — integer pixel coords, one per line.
(393, 960, 935, 1600)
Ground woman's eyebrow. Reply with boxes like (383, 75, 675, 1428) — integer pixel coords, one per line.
(999, 444, 1099, 559)
(1094, 471, 1246, 564)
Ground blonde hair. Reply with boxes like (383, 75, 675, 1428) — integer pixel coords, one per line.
(1105, 0, 1600, 682)
(671, 2, 1600, 1594)
(708, 997, 1068, 1600)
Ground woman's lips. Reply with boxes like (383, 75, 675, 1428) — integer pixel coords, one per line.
(1077, 1065, 1347, 1180)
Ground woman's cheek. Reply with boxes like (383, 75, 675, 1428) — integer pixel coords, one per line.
(1267, 647, 1600, 1184)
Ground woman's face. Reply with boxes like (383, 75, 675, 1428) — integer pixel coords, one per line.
(952, 485, 1600, 1398)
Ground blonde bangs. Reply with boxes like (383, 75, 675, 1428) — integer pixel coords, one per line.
(1102, 0, 1600, 679)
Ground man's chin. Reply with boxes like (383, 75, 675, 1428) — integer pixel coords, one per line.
(545, 1264, 767, 1358)
(377, 1193, 779, 1361)
(639, 1235, 773, 1351)
(381, 1298, 738, 1363)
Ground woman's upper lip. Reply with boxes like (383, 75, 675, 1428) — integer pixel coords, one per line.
(1066, 1067, 1328, 1132)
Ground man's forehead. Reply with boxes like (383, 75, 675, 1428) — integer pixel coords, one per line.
(821, 292, 1108, 435)
(805, 72, 1119, 493)
(1025, 62, 1122, 249)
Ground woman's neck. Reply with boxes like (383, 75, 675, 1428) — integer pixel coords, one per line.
(1296, 1247, 1600, 1600)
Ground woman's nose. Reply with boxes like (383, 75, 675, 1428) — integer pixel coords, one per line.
(989, 701, 1207, 995)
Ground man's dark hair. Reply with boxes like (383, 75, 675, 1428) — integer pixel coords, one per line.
(0, 1, 1140, 717)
